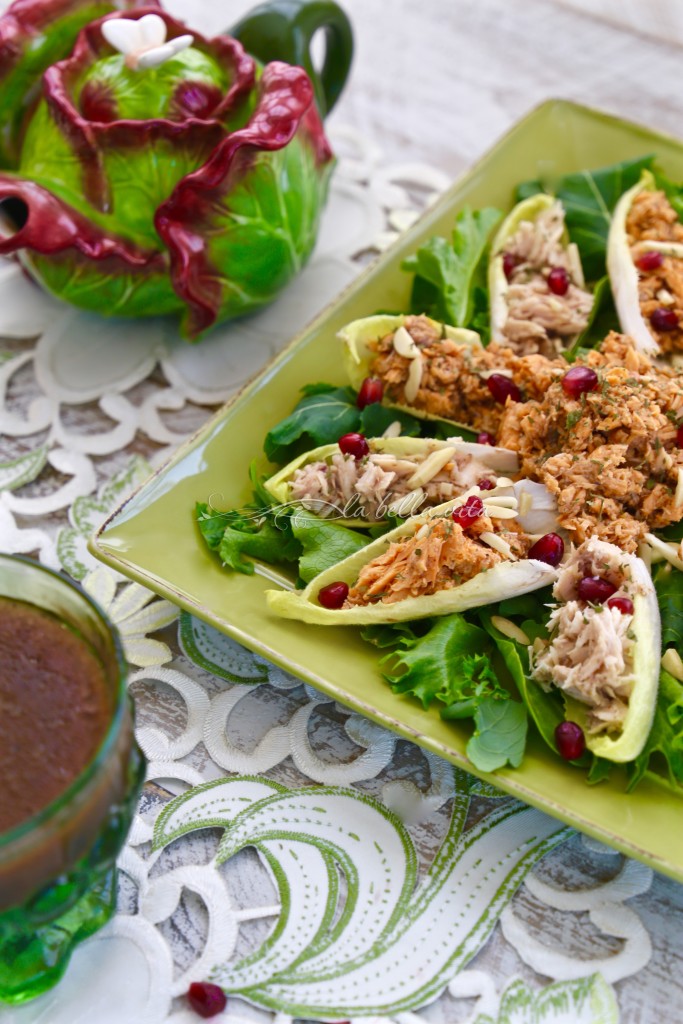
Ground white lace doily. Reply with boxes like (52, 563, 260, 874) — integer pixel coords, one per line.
(1, 127, 682, 1024)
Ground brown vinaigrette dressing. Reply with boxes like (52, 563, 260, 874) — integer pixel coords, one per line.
(0, 596, 112, 833)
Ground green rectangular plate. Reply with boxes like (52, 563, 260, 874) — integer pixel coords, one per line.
(91, 99, 683, 882)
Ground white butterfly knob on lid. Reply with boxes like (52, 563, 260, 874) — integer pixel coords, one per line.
(101, 14, 193, 70)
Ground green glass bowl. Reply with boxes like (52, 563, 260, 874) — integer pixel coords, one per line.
(0, 555, 145, 1006)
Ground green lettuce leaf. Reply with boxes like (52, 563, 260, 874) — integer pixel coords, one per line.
(628, 670, 683, 791)
(653, 564, 683, 647)
(264, 381, 449, 465)
(363, 613, 528, 772)
(402, 206, 501, 329)
(466, 697, 527, 772)
(516, 155, 655, 280)
(290, 508, 370, 583)
(264, 385, 362, 463)
(564, 275, 619, 361)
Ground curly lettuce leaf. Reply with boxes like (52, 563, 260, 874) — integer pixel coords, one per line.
(402, 206, 501, 329)
(196, 501, 299, 575)
(516, 155, 655, 280)
(363, 613, 527, 772)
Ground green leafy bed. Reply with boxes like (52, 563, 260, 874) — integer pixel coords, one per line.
(196, 155, 683, 791)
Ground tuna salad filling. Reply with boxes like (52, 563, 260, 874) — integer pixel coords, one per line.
(288, 444, 500, 521)
(497, 332, 683, 552)
(531, 539, 644, 734)
(498, 201, 593, 357)
(368, 315, 564, 435)
(344, 504, 533, 607)
(627, 189, 683, 354)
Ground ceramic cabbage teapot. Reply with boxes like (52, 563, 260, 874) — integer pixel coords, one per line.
(0, 0, 352, 339)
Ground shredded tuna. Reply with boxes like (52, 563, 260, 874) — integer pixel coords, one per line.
(289, 445, 496, 521)
(369, 315, 565, 434)
(344, 511, 532, 607)
(500, 202, 593, 356)
(497, 332, 683, 551)
(627, 189, 683, 354)
(531, 539, 638, 734)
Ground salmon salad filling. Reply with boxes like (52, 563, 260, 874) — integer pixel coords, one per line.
(288, 445, 502, 521)
(627, 189, 683, 354)
(497, 201, 594, 357)
(497, 332, 683, 552)
(344, 505, 532, 608)
(368, 315, 565, 434)
(531, 539, 646, 735)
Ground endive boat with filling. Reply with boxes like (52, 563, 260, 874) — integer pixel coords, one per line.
(340, 312, 564, 437)
(608, 170, 683, 357)
(266, 489, 559, 625)
(530, 537, 661, 762)
(489, 194, 593, 356)
(264, 435, 519, 526)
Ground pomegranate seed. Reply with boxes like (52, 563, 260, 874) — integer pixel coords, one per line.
(452, 495, 485, 529)
(548, 267, 570, 295)
(561, 365, 598, 399)
(80, 81, 118, 122)
(651, 307, 679, 332)
(555, 721, 585, 761)
(527, 532, 564, 567)
(577, 575, 617, 604)
(476, 431, 495, 446)
(607, 596, 634, 615)
(187, 982, 227, 1018)
(502, 252, 519, 280)
(477, 478, 495, 490)
(636, 250, 664, 272)
(338, 432, 369, 459)
(357, 377, 383, 409)
(486, 374, 521, 404)
(318, 581, 349, 609)
(676, 424, 683, 448)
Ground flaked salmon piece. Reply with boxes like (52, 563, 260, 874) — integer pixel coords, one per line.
(369, 315, 564, 434)
(344, 513, 525, 607)
(497, 332, 683, 551)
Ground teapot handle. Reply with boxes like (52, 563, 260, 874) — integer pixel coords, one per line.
(228, 0, 353, 117)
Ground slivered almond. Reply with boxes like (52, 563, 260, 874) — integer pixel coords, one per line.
(675, 467, 683, 508)
(644, 532, 683, 571)
(479, 532, 516, 558)
(482, 505, 518, 519)
(532, 636, 548, 655)
(382, 420, 402, 438)
(392, 325, 421, 359)
(491, 476, 515, 489)
(662, 648, 683, 682)
(567, 242, 585, 288)
(406, 446, 456, 488)
(482, 494, 517, 508)
(404, 356, 423, 402)
(657, 288, 675, 306)
(640, 240, 683, 258)
(491, 614, 529, 643)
